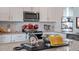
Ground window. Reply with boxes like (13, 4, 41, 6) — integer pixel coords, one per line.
(61, 17, 73, 32)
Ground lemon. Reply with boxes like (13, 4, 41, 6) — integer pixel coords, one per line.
(48, 35, 64, 46)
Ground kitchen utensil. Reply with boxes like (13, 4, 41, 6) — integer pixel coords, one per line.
(44, 24, 51, 31)
(34, 24, 38, 29)
(27, 23, 34, 29)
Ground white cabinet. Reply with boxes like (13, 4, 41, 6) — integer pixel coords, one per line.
(0, 34, 11, 43)
(39, 7, 63, 22)
(10, 7, 23, 21)
(39, 7, 48, 21)
(11, 33, 26, 42)
(0, 33, 26, 43)
(51, 7, 63, 21)
(0, 7, 10, 21)
(23, 7, 40, 12)
(23, 7, 32, 12)
(32, 7, 40, 12)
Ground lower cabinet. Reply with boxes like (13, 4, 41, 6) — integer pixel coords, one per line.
(0, 35, 11, 43)
(0, 33, 27, 43)
(11, 33, 27, 42)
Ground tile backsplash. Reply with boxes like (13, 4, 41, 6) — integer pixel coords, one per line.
(0, 22, 56, 32)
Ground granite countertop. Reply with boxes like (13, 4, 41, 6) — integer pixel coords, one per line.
(0, 31, 77, 35)
(0, 32, 26, 35)
(0, 39, 78, 51)
(42, 31, 77, 34)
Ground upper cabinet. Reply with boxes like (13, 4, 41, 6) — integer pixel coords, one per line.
(10, 7, 23, 21)
(23, 7, 40, 12)
(32, 7, 40, 12)
(0, 7, 63, 22)
(39, 7, 63, 22)
(0, 7, 10, 21)
(10, 7, 34, 21)
(23, 7, 32, 12)
(39, 7, 48, 22)
(48, 7, 63, 21)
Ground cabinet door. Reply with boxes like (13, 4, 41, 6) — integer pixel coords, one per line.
(0, 35, 11, 43)
(12, 33, 26, 42)
(10, 7, 23, 21)
(39, 7, 63, 22)
(32, 7, 40, 12)
(14, 34, 26, 42)
(0, 7, 10, 21)
(23, 7, 32, 12)
(39, 7, 48, 22)
(46, 7, 63, 22)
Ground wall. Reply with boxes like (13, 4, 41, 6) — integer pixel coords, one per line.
(62, 7, 79, 33)
(51, 7, 79, 33)
(54, 19, 61, 32)
(0, 22, 23, 32)
(0, 22, 56, 32)
(60, 7, 78, 33)
(72, 7, 79, 33)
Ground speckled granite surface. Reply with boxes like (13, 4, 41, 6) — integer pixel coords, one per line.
(0, 40, 78, 51)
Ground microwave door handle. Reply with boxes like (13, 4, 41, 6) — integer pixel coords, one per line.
(37, 13, 39, 19)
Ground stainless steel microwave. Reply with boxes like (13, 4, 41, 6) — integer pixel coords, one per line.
(23, 12, 39, 22)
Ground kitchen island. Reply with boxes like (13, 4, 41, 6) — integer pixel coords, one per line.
(0, 39, 78, 51)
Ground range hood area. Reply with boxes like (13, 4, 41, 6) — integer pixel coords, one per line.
(23, 11, 39, 22)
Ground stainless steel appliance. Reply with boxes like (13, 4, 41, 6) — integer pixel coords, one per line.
(23, 12, 39, 22)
